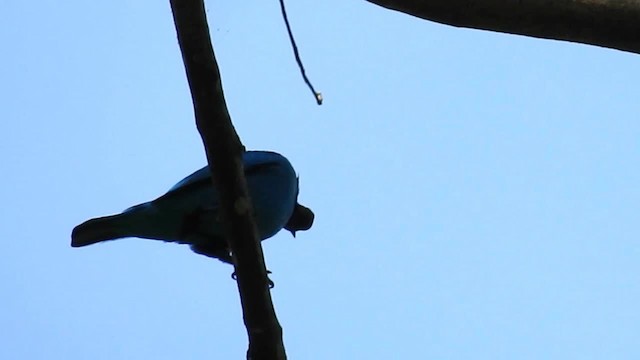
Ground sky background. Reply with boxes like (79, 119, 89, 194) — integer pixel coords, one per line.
(2, 0, 639, 359)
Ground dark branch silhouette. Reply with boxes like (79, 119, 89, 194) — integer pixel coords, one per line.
(366, 0, 640, 54)
(278, 0, 323, 104)
(169, 0, 286, 359)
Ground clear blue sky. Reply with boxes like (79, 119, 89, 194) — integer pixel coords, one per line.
(2, 1, 639, 359)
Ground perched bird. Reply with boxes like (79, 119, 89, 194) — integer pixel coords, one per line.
(71, 151, 314, 264)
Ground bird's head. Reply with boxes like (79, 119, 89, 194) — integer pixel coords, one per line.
(285, 203, 314, 237)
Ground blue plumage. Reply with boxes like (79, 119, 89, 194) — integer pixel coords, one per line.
(71, 151, 314, 263)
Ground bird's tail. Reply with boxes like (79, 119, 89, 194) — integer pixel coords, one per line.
(71, 214, 130, 247)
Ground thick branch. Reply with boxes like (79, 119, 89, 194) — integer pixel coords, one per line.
(367, 0, 640, 54)
(169, 0, 286, 359)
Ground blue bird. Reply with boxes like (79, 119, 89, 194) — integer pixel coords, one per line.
(71, 151, 314, 263)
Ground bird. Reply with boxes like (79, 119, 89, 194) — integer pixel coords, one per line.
(71, 150, 314, 264)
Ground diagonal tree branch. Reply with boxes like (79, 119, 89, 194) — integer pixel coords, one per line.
(169, 0, 286, 359)
(366, 0, 640, 55)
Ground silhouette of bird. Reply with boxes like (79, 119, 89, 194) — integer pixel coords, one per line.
(71, 151, 314, 263)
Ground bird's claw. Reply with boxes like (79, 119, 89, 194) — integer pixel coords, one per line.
(267, 270, 274, 289)
(230, 270, 275, 289)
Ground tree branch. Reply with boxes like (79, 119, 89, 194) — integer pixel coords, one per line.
(366, 0, 640, 54)
(169, 1, 286, 359)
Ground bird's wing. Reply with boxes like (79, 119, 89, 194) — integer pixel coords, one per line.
(244, 151, 289, 177)
(242, 151, 281, 168)
(165, 166, 211, 195)
(164, 151, 285, 196)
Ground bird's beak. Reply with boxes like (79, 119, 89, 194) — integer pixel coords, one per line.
(288, 229, 297, 238)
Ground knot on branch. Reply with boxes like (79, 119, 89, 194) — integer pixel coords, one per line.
(234, 196, 252, 215)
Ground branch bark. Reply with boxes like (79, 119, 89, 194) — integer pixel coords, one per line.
(169, 1, 286, 359)
(366, 0, 640, 54)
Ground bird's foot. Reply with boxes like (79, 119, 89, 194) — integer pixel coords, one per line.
(231, 270, 275, 289)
